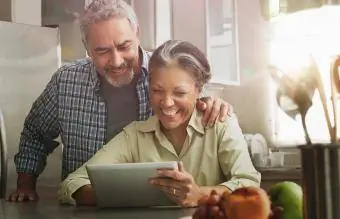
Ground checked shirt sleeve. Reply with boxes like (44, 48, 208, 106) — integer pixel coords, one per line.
(14, 72, 61, 177)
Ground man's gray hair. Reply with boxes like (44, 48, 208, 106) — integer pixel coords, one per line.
(80, 0, 138, 46)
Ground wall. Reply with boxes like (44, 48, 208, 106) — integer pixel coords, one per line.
(220, 0, 275, 144)
(172, 0, 207, 54)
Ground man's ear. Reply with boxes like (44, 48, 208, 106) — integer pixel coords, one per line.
(82, 39, 91, 57)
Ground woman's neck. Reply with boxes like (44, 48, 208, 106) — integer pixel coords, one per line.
(162, 124, 188, 155)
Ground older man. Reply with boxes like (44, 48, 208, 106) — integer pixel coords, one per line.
(8, 0, 231, 202)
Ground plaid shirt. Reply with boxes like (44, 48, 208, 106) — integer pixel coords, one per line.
(14, 49, 153, 180)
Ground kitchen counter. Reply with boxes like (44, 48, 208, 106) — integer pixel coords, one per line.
(0, 186, 195, 219)
(259, 167, 302, 191)
(259, 167, 301, 178)
(0, 199, 195, 219)
(0, 167, 302, 219)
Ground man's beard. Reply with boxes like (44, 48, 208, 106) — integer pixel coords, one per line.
(104, 68, 134, 87)
(103, 64, 135, 87)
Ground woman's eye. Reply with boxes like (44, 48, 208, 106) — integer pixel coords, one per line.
(152, 89, 162, 93)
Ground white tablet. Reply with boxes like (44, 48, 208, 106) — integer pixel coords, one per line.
(86, 161, 179, 208)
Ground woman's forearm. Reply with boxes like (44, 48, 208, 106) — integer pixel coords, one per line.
(72, 184, 96, 206)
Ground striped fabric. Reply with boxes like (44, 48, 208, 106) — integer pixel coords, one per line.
(14, 49, 153, 180)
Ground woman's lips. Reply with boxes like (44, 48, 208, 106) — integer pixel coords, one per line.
(161, 109, 179, 116)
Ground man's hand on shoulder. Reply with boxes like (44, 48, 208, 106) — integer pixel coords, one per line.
(196, 96, 233, 127)
(7, 173, 38, 202)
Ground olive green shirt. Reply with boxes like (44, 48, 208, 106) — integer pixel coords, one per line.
(58, 110, 261, 205)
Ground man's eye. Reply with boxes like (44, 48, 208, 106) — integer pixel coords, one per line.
(97, 49, 109, 54)
(119, 45, 131, 51)
(174, 92, 186, 96)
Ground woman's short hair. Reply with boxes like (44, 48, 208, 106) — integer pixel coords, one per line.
(149, 40, 211, 90)
(80, 0, 138, 46)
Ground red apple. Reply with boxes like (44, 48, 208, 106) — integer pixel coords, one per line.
(225, 187, 271, 219)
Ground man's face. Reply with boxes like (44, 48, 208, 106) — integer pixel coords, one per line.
(86, 18, 140, 87)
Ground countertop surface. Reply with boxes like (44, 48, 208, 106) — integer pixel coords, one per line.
(1, 167, 302, 219)
(0, 199, 195, 219)
(0, 187, 195, 219)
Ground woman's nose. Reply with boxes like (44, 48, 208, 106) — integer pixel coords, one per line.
(161, 95, 174, 107)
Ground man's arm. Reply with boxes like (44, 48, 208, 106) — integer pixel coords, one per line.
(8, 73, 60, 202)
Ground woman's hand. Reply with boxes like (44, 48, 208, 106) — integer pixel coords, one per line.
(149, 162, 205, 207)
(72, 184, 96, 206)
(193, 190, 227, 219)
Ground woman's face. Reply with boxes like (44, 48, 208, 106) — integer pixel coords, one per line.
(150, 65, 200, 131)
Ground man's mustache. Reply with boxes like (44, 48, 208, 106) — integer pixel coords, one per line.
(104, 63, 128, 73)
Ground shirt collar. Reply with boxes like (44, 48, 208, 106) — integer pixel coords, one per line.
(188, 109, 205, 135)
(140, 47, 150, 75)
(89, 59, 100, 90)
(137, 108, 205, 135)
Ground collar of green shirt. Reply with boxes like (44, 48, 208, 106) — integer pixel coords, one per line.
(136, 108, 205, 136)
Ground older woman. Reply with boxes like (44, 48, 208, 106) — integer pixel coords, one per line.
(58, 40, 260, 207)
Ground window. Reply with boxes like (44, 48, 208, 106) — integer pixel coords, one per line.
(155, 0, 172, 47)
(206, 0, 240, 85)
(269, 5, 340, 145)
(130, 0, 172, 51)
(171, 0, 240, 85)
